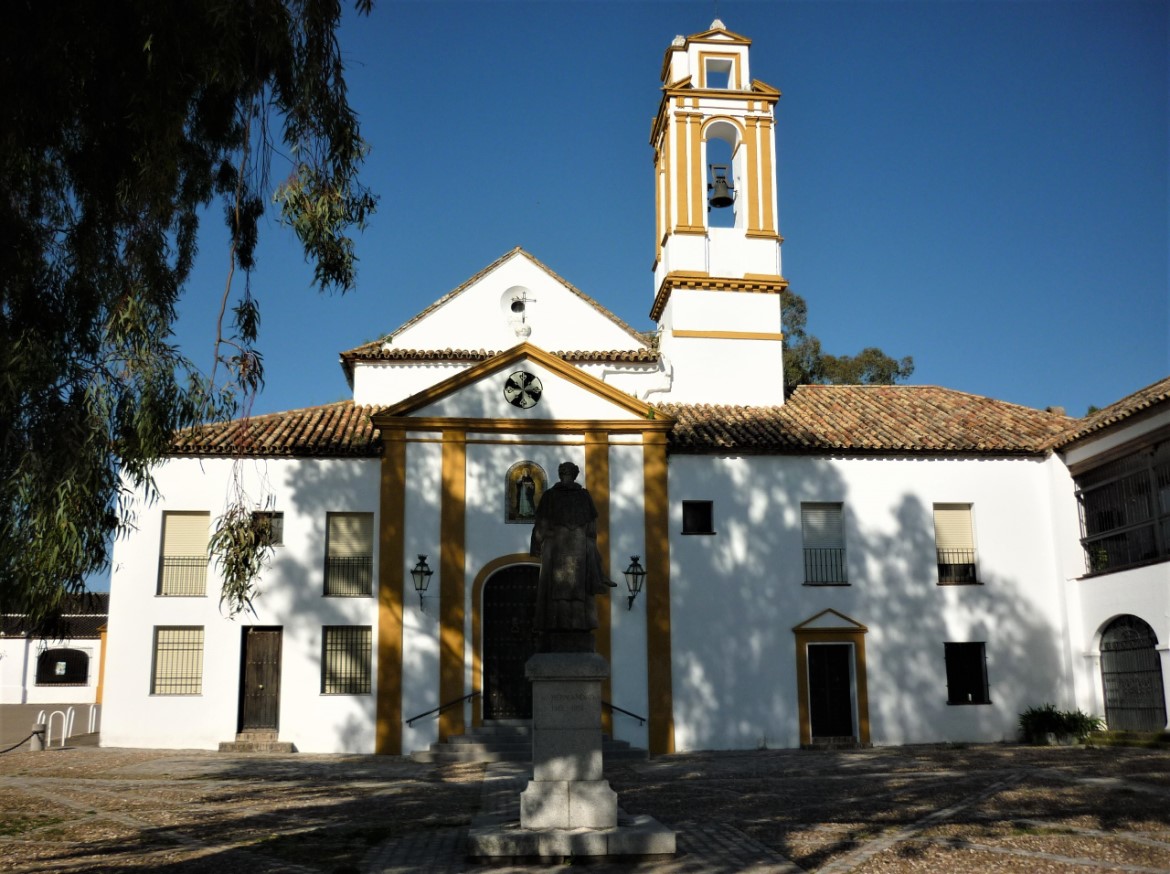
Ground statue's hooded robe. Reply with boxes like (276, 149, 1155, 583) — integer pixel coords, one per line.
(529, 481, 611, 633)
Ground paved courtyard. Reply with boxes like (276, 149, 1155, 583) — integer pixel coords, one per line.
(1, 739, 1169, 873)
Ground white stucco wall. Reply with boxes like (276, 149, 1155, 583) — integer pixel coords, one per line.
(0, 637, 102, 706)
(103, 456, 380, 753)
(664, 453, 1074, 751)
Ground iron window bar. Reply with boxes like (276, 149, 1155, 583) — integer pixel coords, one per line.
(803, 547, 847, 584)
(937, 549, 977, 584)
(324, 555, 373, 596)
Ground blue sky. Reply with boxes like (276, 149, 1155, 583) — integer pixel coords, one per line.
(177, 0, 1168, 420)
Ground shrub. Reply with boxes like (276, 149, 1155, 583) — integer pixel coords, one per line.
(1019, 704, 1103, 744)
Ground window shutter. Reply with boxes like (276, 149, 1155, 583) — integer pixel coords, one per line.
(162, 512, 209, 557)
(802, 504, 844, 549)
(328, 513, 373, 557)
(933, 505, 974, 551)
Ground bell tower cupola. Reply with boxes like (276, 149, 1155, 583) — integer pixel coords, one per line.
(650, 21, 788, 405)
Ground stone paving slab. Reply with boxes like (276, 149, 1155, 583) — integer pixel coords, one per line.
(2, 741, 1170, 872)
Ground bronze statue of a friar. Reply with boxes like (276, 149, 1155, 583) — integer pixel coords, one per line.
(529, 461, 617, 651)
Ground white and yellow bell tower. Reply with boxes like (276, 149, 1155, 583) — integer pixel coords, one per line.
(650, 21, 788, 404)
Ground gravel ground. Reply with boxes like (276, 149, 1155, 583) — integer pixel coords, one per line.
(0, 743, 1168, 873)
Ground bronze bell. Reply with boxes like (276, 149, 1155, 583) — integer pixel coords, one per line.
(708, 164, 734, 209)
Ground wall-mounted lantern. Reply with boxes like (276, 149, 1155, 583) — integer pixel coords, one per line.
(410, 555, 433, 610)
(623, 555, 646, 610)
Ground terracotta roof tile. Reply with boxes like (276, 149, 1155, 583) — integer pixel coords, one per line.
(340, 347, 660, 365)
(172, 401, 382, 457)
(659, 384, 1074, 455)
(1055, 375, 1170, 448)
(171, 385, 1074, 458)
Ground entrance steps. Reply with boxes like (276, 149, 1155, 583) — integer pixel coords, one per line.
(218, 730, 296, 753)
(411, 720, 648, 764)
(803, 736, 869, 750)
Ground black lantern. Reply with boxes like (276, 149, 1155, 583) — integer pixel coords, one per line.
(410, 555, 433, 609)
(623, 555, 646, 610)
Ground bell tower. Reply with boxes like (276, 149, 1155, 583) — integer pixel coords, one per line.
(650, 21, 788, 404)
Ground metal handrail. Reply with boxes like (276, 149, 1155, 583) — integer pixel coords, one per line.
(405, 691, 480, 727)
(602, 701, 646, 726)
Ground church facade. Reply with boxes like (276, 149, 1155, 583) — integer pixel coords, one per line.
(101, 23, 1169, 755)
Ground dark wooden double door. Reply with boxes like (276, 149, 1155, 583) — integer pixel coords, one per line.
(809, 644, 854, 738)
(483, 565, 539, 720)
(239, 627, 282, 732)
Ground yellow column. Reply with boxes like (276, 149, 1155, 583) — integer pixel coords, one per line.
(761, 116, 776, 235)
(585, 430, 613, 735)
(643, 432, 675, 754)
(376, 428, 406, 754)
(438, 430, 467, 741)
(689, 113, 704, 231)
(673, 106, 689, 230)
(745, 116, 761, 234)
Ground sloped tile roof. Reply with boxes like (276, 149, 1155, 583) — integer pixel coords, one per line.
(1055, 374, 1170, 448)
(660, 384, 1074, 455)
(170, 385, 1074, 458)
(1, 593, 109, 639)
(340, 347, 660, 365)
(172, 402, 382, 457)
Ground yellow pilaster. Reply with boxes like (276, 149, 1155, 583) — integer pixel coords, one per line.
(643, 432, 675, 754)
(438, 430, 467, 741)
(689, 113, 704, 230)
(376, 428, 406, 754)
(673, 107, 689, 230)
(745, 116, 761, 234)
(585, 430, 613, 735)
(761, 116, 776, 235)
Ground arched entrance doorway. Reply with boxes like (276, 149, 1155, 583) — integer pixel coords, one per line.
(1101, 615, 1167, 731)
(483, 564, 539, 720)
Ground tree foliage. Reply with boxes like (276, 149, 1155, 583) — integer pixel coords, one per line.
(1, 0, 375, 625)
(781, 289, 914, 394)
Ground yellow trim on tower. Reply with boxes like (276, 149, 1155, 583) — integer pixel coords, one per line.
(745, 116, 761, 233)
(761, 116, 776, 234)
(376, 428, 407, 754)
(674, 111, 689, 230)
(650, 272, 789, 322)
(696, 51, 743, 90)
(643, 431, 675, 754)
(672, 330, 784, 341)
(585, 431, 614, 735)
(438, 430, 467, 741)
(470, 553, 539, 728)
(689, 114, 704, 229)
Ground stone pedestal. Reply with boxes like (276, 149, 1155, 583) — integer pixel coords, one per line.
(520, 652, 617, 829)
(467, 650, 676, 862)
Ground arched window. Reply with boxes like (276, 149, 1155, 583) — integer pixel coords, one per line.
(1100, 615, 1167, 731)
(703, 119, 745, 230)
(35, 648, 89, 685)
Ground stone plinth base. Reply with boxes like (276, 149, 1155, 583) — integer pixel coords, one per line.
(467, 811, 677, 862)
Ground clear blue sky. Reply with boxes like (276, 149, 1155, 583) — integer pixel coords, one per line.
(179, 0, 1168, 420)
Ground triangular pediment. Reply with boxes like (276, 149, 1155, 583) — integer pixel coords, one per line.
(687, 24, 752, 45)
(345, 248, 648, 361)
(372, 343, 670, 426)
(792, 609, 869, 634)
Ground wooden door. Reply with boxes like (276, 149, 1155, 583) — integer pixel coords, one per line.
(808, 644, 854, 738)
(240, 627, 282, 731)
(483, 566, 539, 720)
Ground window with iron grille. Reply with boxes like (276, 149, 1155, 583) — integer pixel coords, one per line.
(158, 511, 209, 596)
(322, 626, 372, 694)
(681, 500, 715, 535)
(944, 642, 989, 705)
(252, 511, 284, 546)
(325, 512, 374, 596)
(1075, 436, 1169, 575)
(933, 504, 978, 584)
(802, 503, 847, 584)
(151, 627, 204, 695)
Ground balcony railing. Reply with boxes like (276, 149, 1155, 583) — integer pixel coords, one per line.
(325, 555, 373, 596)
(158, 555, 208, 596)
(804, 547, 847, 584)
(937, 549, 977, 584)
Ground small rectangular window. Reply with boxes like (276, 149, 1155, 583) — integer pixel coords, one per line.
(802, 503, 847, 584)
(704, 57, 733, 89)
(252, 511, 284, 547)
(934, 504, 978, 584)
(944, 642, 989, 705)
(325, 512, 374, 596)
(682, 500, 715, 535)
(151, 627, 204, 695)
(322, 626, 372, 695)
(158, 512, 209, 596)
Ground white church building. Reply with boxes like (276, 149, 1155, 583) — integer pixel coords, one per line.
(102, 22, 1169, 756)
